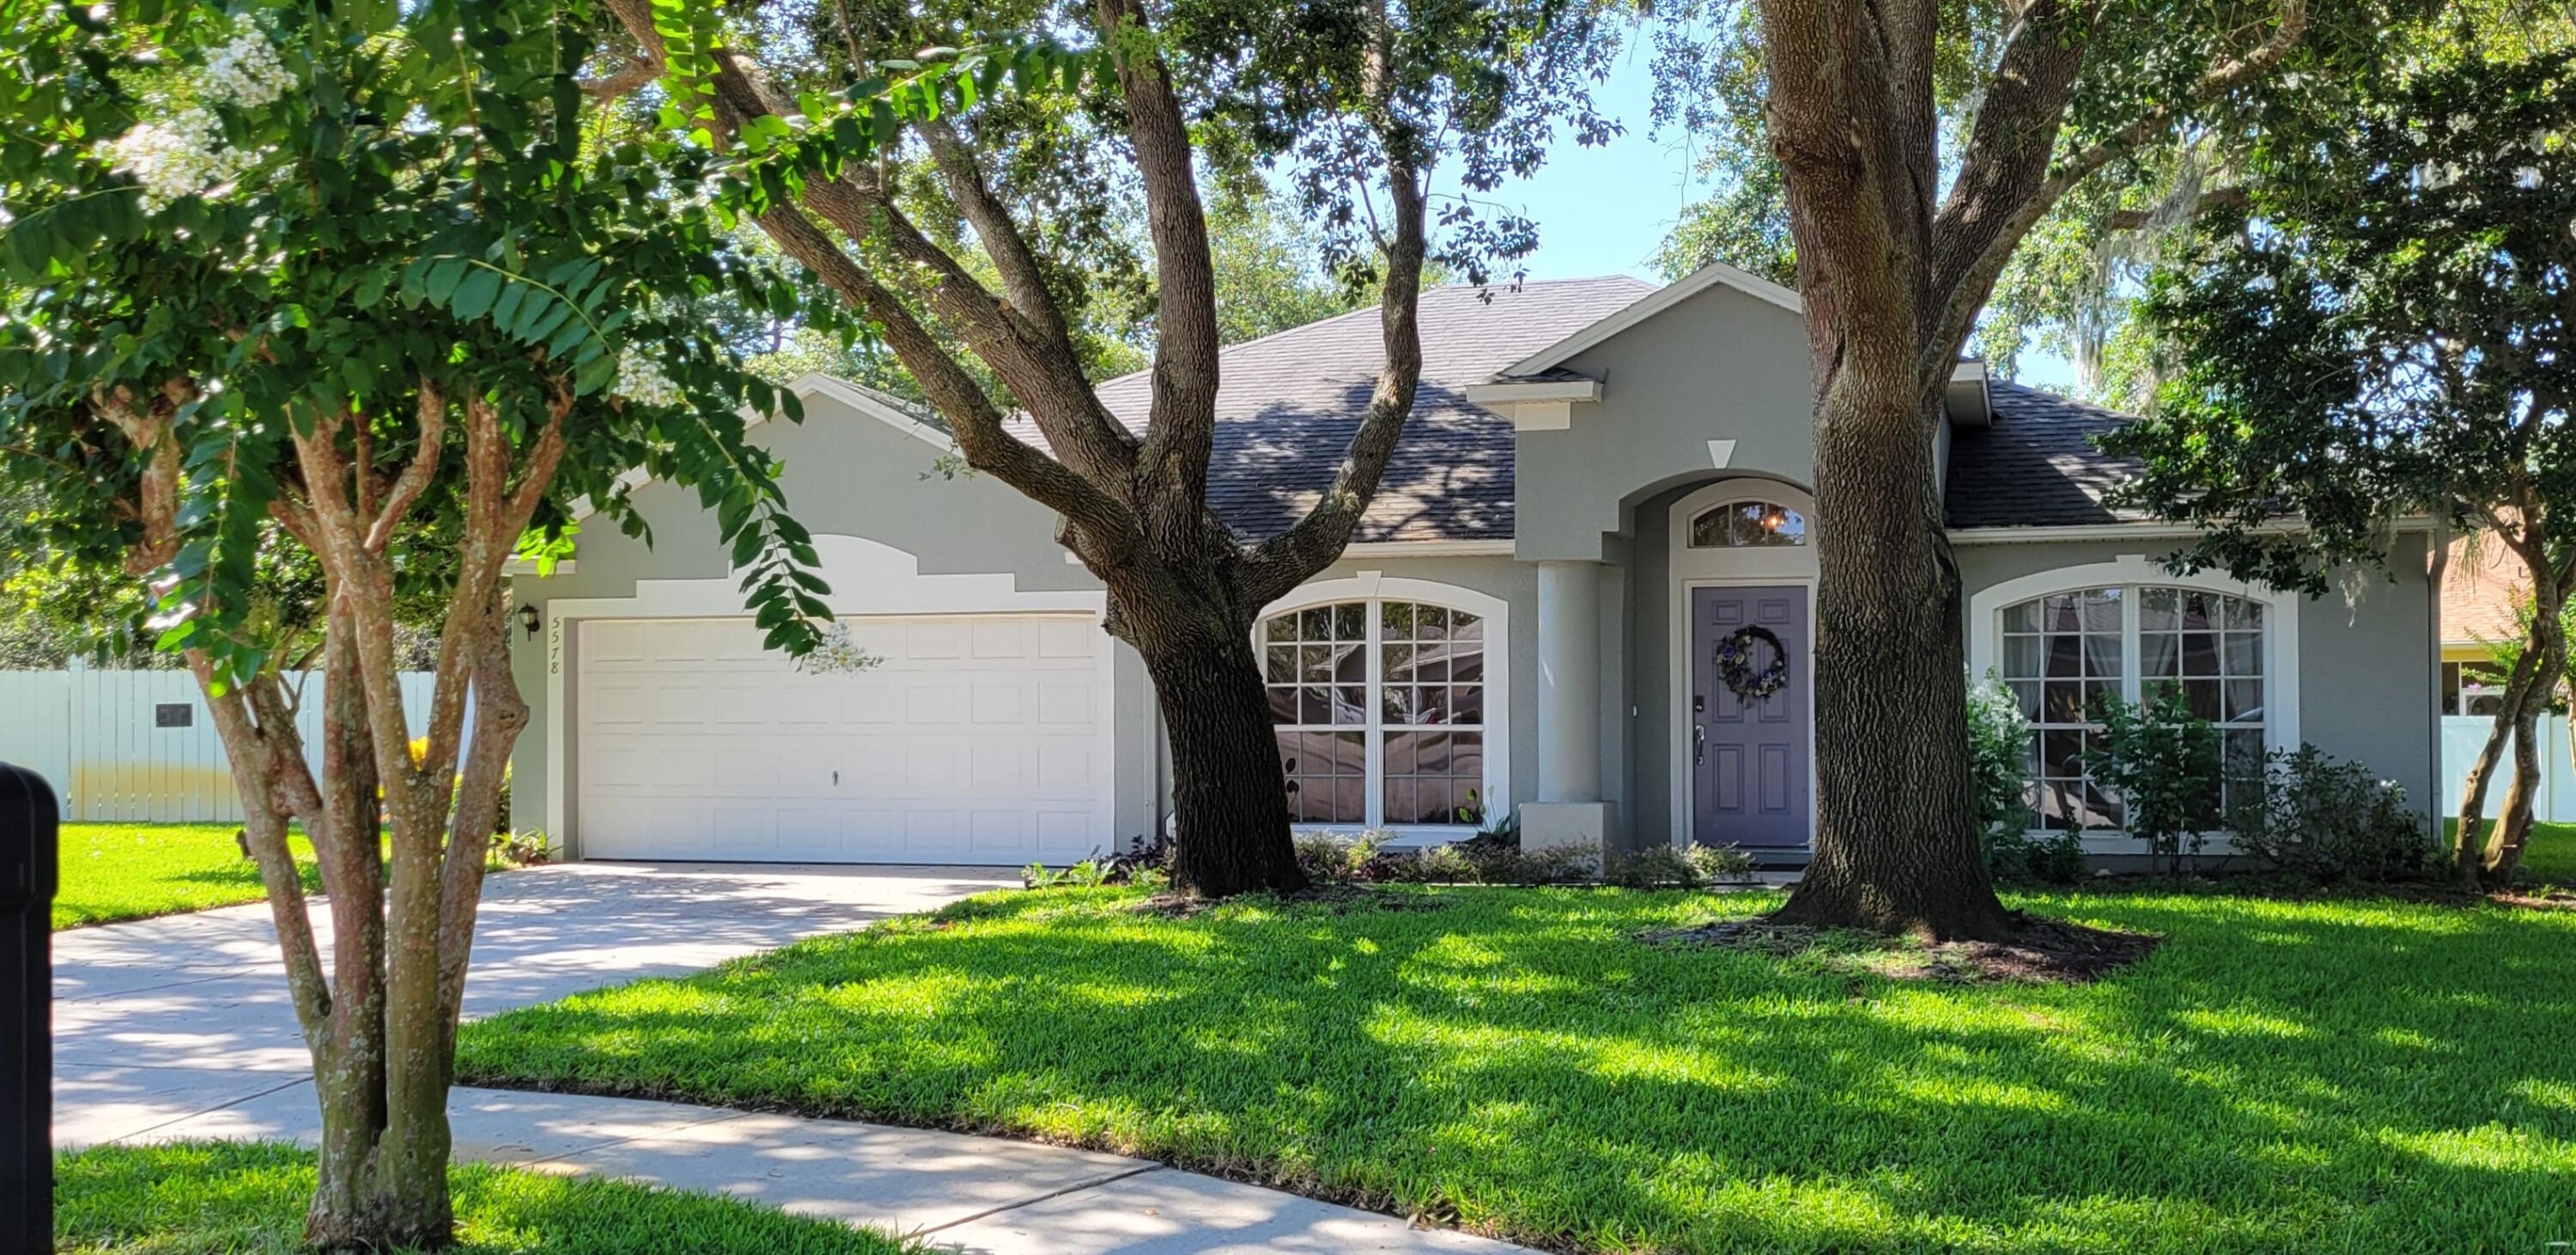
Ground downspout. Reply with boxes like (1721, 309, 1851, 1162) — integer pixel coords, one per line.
(2427, 516, 2451, 850)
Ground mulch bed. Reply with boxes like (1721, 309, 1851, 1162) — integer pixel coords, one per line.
(1639, 913, 2160, 985)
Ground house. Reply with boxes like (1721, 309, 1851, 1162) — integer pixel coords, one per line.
(504, 264, 2442, 866)
(2439, 535, 2522, 716)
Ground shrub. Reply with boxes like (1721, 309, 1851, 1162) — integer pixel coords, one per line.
(1686, 842, 1759, 882)
(2228, 745, 2433, 882)
(1966, 671, 2033, 840)
(490, 829, 551, 867)
(2084, 687, 2225, 876)
(1601, 842, 1759, 888)
(1982, 828, 2087, 885)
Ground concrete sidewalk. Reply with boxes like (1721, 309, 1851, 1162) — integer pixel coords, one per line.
(114, 1081, 1527, 1253)
(54, 860, 1534, 1252)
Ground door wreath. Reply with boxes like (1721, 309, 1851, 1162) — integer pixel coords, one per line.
(1714, 624, 1791, 703)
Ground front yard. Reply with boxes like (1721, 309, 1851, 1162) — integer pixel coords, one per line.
(53, 823, 319, 931)
(58, 1141, 913, 1253)
(458, 883, 2576, 1253)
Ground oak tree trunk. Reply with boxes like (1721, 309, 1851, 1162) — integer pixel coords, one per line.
(1771, 382, 2014, 940)
(1142, 623, 1309, 898)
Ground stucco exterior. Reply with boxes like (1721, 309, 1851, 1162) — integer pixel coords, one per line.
(506, 267, 2449, 866)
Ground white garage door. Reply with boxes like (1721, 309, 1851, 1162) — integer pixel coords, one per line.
(575, 615, 1113, 864)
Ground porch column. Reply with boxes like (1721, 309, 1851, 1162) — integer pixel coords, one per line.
(1535, 560, 1602, 802)
(1526, 560, 1617, 852)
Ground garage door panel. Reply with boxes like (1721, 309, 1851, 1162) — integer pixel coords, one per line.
(579, 615, 1110, 865)
(841, 681, 899, 725)
(906, 621, 963, 660)
(712, 806, 775, 856)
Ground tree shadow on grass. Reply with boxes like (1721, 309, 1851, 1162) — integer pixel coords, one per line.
(457, 886, 2576, 1254)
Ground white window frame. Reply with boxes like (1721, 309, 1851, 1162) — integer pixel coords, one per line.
(1256, 573, 1511, 842)
(1967, 554, 2301, 852)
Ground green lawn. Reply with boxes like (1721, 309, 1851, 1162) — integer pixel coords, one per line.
(57, 1141, 913, 1253)
(459, 885, 2576, 1254)
(54, 823, 320, 931)
(2523, 820, 2576, 886)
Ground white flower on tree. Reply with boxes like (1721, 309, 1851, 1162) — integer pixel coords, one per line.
(799, 622, 881, 675)
(614, 349, 683, 408)
(202, 21, 292, 110)
(111, 108, 257, 212)
(104, 21, 293, 213)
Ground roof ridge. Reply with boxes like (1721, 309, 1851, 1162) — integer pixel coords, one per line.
(1089, 274, 1662, 393)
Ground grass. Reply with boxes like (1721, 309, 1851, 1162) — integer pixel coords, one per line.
(54, 823, 320, 931)
(459, 884, 2576, 1254)
(2521, 820, 2576, 886)
(56, 1140, 914, 1253)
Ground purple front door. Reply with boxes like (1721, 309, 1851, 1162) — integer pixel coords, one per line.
(1690, 585, 1810, 848)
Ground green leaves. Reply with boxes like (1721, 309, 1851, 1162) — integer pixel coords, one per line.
(0, 0, 838, 677)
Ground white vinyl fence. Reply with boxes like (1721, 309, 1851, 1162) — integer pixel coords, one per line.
(2440, 714, 2576, 824)
(0, 665, 439, 823)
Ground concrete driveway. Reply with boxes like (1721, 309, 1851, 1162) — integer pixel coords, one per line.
(55, 860, 1015, 1146)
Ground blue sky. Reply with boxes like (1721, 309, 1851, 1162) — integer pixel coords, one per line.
(1472, 47, 2081, 391)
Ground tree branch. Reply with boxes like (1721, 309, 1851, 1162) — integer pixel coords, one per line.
(1923, 0, 2311, 380)
(1242, 160, 1431, 606)
(364, 379, 447, 552)
(1097, 0, 1224, 535)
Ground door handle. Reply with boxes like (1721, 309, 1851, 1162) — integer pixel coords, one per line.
(1692, 723, 1705, 764)
(831, 770, 840, 786)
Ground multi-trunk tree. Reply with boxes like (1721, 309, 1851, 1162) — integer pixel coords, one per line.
(0, 1, 826, 1246)
(592, 0, 1612, 895)
(2104, 48, 2576, 892)
(1739, 0, 2367, 937)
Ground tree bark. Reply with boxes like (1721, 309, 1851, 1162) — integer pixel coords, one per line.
(589, 0, 1443, 899)
(1140, 623, 1309, 898)
(1769, 383, 2013, 940)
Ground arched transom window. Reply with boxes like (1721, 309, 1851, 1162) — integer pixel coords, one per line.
(1999, 585, 2269, 832)
(1689, 500, 1807, 548)
(1260, 600, 1487, 827)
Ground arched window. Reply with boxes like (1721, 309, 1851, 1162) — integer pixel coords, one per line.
(1689, 500, 1807, 548)
(1997, 584, 2271, 832)
(1259, 598, 1490, 827)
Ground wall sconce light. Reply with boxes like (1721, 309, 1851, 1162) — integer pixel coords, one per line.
(518, 603, 541, 640)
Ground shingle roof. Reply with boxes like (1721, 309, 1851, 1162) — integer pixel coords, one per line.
(1943, 382, 2149, 529)
(1078, 276, 1656, 543)
(2443, 534, 2528, 645)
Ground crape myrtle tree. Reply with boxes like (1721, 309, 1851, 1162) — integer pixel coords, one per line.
(1736, 0, 2407, 938)
(2102, 49, 2576, 891)
(591, 0, 1614, 895)
(0, 1, 831, 1246)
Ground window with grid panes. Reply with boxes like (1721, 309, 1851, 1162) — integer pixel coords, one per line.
(1260, 600, 1487, 827)
(1998, 585, 2273, 834)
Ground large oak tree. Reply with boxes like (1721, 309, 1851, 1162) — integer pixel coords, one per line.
(1741, 0, 2368, 937)
(597, 0, 1612, 895)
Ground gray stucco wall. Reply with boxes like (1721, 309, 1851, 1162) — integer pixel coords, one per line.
(1954, 533, 2440, 819)
(508, 384, 1554, 856)
(507, 386, 1155, 856)
(1515, 283, 1816, 561)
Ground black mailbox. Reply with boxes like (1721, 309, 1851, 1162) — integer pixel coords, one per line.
(0, 763, 56, 1254)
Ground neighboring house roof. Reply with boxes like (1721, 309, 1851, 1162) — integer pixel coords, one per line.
(1942, 383, 2150, 530)
(1078, 276, 1658, 544)
(2442, 535, 2528, 646)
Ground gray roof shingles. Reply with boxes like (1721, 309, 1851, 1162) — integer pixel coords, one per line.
(996, 276, 2148, 540)
(1942, 382, 2148, 530)
(1078, 276, 1656, 543)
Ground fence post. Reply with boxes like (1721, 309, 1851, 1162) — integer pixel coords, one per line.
(0, 762, 57, 1253)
